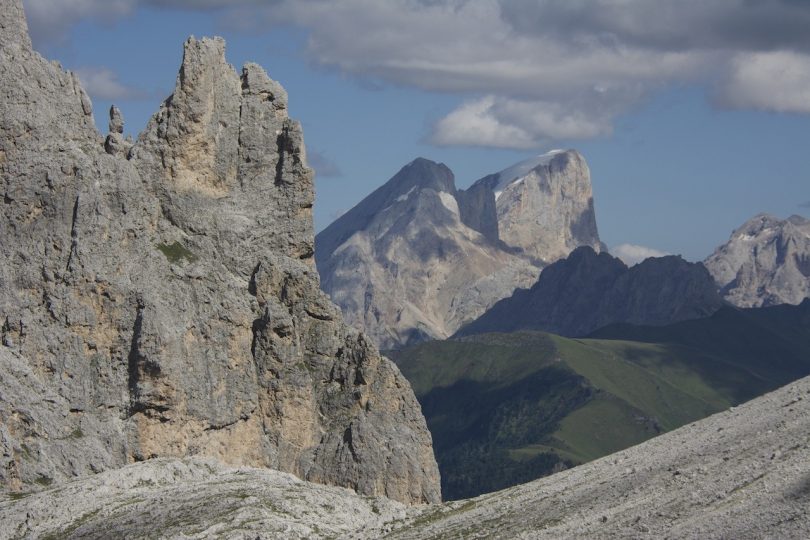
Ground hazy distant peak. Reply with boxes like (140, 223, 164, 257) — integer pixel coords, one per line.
(705, 213, 810, 307)
(391, 157, 456, 194)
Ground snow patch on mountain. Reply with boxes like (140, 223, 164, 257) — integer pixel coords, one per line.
(438, 191, 460, 216)
(396, 187, 416, 203)
(493, 149, 564, 201)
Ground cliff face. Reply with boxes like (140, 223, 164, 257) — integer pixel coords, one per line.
(470, 149, 602, 264)
(456, 246, 724, 338)
(0, 0, 439, 504)
(705, 214, 810, 308)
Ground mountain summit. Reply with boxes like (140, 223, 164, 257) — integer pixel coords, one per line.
(470, 149, 602, 263)
(705, 213, 810, 307)
(315, 150, 603, 349)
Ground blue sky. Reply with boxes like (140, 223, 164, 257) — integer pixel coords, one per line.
(23, 0, 810, 263)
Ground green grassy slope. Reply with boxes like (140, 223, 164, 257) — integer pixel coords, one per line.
(389, 302, 810, 500)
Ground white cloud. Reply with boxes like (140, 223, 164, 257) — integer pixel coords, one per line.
(248, 0, 707, 147)
(432, 96, 612, 148)
(23, 0, 810, 148)
(255, 0, 810, 147)
(432, 96, 537, 149)
(716, 51, 810, 114)
(611, 243, 671, 266)
(74, 67, 146, 101)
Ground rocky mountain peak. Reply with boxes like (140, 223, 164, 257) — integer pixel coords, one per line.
(395, 157, 456, 194)
(132, 36, 315, 276)
(1, 0, 30, 50)
(315, 157, 454, 265)
(315, 156, 541, 349)
(470, 149, 602, 264)
(705, 213, 810, 307)
(315, 149, 606, 349)
(0, 1, 439, 504)
(787, 214, 809, 226)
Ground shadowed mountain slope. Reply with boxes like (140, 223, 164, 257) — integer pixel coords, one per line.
(456, 246, 724, 338)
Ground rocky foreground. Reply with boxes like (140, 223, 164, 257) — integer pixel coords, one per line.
(2, 373, 808, 539)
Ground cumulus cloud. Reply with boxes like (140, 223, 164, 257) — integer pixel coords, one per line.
(432, 96, 612, 148)
(244, 0, 810, 147)
(24, 0, 810, 148)
(433, 97, 538, 149)
(74, 67, 147, 101)
(611, 244, 671, 267)
(22, 0, 268, 46)
(715, 51, 810, 113)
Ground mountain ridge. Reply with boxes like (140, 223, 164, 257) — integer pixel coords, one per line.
(392, 300, 810, 499)
(456, 245, 724, 338)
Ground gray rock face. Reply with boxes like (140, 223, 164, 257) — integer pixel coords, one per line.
(315, 150, 603, 349)
(316, 158, 541, 350)
(471, 149, 602, 263)
(456, 181, 499, 244)
(456, 246, 725, 337)
(0, 0, 439, 505)
(104, 106, 131, 157)
(705, 213, 810, 307)
(4, 374, 810, 538)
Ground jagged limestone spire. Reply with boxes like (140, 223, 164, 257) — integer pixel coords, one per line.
(0, 0, 32, 51)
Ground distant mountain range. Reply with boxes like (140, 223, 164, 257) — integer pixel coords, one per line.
(456, 245, 724, 338)
(391, 299, 810, 500)
(315, 150, 602, 349)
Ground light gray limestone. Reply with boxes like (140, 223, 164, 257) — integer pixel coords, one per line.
(705, 213, 810, 307)
(0, 0, 439, 505)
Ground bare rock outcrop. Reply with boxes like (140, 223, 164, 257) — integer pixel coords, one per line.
(705, 213, 810, 307)
(3, 372, 810, 538)
(470, 149, 602, 263)
(0, 0, 439, 504)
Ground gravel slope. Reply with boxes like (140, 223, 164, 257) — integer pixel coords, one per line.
(391, 373, 810, 539)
